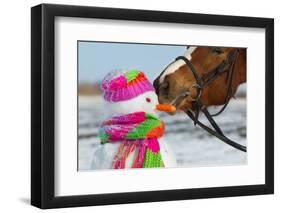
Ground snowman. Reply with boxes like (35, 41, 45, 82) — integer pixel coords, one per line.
(91, 70, 177, 169)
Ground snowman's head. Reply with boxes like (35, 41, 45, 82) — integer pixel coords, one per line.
(101, 70, 175, 117)
(104, 91, 159, 117)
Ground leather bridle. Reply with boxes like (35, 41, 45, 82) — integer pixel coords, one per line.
(173, 49, 247, 152)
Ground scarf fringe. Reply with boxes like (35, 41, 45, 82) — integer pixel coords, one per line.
(112, 139, 164, 169)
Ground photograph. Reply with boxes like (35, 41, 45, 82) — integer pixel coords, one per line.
(78, 41, 247, 171)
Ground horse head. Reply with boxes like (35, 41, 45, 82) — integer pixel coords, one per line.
(153, 46, 246, 115)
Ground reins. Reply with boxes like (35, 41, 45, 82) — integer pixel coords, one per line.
(174, 49, 247, 152)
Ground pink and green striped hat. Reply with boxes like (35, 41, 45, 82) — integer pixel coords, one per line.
(101, 70, 155, 102)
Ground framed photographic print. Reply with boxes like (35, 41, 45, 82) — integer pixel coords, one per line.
(31, 3, 274, 209)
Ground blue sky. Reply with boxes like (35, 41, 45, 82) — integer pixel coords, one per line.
(78, 41, 186, 84)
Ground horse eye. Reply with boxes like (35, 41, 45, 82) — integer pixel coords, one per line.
(213, 48, 224, 55)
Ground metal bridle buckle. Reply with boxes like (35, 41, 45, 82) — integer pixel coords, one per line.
(188, 83, 202, 102)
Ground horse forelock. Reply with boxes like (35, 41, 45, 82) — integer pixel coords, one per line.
(158, 47, 197, 83)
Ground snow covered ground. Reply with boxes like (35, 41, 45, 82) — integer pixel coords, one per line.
(78, 96, 247, 171)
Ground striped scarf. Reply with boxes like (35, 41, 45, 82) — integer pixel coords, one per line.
(99, 112, 165, 169)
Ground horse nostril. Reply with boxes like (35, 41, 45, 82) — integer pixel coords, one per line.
(162, 82, 169, 90)
(153, 78, 160, 95)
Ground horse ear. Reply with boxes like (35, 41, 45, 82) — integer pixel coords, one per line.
(153, 77, 160, 95)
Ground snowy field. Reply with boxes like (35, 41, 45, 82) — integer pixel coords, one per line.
(78, 96, 247, 171)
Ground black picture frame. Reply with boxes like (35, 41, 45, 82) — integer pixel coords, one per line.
(31, 3, 274, 209)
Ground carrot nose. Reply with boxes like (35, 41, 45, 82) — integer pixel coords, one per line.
(156, 104, 176, 112)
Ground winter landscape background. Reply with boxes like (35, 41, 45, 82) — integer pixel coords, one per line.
(78, 41, 247, 171)
(78, 95, 247, 170)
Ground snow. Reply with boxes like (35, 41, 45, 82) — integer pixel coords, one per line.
(78, 96, 247, 171)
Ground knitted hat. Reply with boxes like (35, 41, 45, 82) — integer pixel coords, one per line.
(101, 70, 155, 102)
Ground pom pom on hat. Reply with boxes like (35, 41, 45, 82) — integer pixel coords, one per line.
(101, 70, 155, 102)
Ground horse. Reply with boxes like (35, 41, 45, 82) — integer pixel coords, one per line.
(153, 46, 246, 113)
(153, 46, 247, 152)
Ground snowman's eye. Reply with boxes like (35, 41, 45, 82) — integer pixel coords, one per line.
(146, 97, 151, 103)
